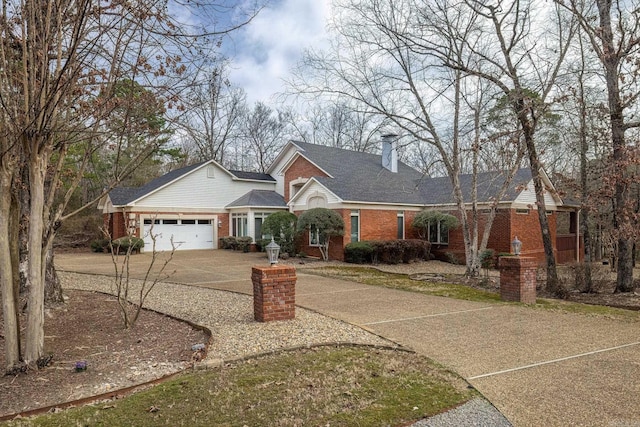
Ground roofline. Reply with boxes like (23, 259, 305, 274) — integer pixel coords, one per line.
(267, 140, 302, 174)
(287, 177, 343, 206)
(226, 205, 289, 210)
(271, 142, 335, 179)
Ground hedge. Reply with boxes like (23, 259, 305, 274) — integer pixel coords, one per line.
(345, 239, 431, 264)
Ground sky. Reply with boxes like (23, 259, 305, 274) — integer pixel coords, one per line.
(223, 0, 332, 105)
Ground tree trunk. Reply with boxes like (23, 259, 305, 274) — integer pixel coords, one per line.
(24, 153, 48, 366)
(0, 165, 21, 371)
(518, 104, 561, 295)
(45, 248, 64, 304)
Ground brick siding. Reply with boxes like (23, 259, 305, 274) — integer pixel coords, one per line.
(284, 156, 328, 202)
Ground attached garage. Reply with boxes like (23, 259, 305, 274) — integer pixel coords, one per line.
(142, 218, 215, 251)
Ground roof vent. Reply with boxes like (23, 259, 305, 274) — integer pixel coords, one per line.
(381, 134, 398, 173)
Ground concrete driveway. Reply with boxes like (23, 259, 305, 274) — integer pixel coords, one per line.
(56, 250, 640, 427)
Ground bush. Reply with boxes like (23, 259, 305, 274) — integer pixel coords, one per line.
(480, 249, 496, 269)
(255, 238, 271, 252)
(236, 236, 253, 252)
(90, 238, 110, 253)
(111, 236, 144, 254)
(346, 240, 430, 264)
(219, 236, 237, 250)
(345, 242, 374, 263)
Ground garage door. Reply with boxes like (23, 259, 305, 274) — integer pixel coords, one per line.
(142, 219, 214, 251)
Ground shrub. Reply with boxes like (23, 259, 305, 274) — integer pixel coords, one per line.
(345, 242, 375, 264)
(262, 212, 297, 256)
(480, 249, 496, 269)
(90, 238, 110, 253)
(255, 238, 271, 252)
(236, 236, 253, 252)
(348, 240, 430, 264)
(111, 236, 144, 254)
(219, 236, 237, 250)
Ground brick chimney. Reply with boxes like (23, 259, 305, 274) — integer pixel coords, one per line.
(381, 133, 398, 173)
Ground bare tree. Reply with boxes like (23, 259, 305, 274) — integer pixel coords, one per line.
(0, 0, 261, 371)
(179, 63, 247, 165)
(290, 0, 529, 277)
(238, 102, 290, 172)
(557, 0, 640, 293)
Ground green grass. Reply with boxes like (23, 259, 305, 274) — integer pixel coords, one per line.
(307, 266, 640, 321)
(5, 346, 477, 427)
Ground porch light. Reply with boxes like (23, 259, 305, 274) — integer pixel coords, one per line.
(511, 236, 522, 256)
(266, 238, 280, 265)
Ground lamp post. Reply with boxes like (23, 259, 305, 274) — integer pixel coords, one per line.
(265, 238, 280, 265)
(511, 236, 522, 256)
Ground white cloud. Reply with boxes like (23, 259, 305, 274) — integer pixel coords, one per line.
(227, 0, 331, 104)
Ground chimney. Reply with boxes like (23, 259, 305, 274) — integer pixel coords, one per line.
(381, 133, 398, 173)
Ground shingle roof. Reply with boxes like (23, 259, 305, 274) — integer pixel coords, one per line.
(291, 141, 425, 204)
(228, 170, 275, 182)
(417, 169, 534, 205)
(226, 190, 286, 208)
(291, 141, 534, 206)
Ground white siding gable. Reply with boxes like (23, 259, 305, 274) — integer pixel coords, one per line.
(289, 181, 341, 211)
(513, 179, 558, 209)
(269, 144, 299, 196)
(135, 163, 276, 209)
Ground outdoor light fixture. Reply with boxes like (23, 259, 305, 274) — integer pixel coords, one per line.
(218, 220, 222, 228)
(266, 238, 280, 265)
(511, 236, 522, 256)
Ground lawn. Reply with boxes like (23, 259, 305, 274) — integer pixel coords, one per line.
(307, 266, 640, 321)
(4, 346, 478, 427)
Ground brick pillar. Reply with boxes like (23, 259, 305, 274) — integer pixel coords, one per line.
(252, 265, 296, 322)
(498, 256, 537, 304)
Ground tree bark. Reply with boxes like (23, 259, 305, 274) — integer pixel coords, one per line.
(0, 163, 21, 371)
(24, 151, 49, 365)
(595, 0, 634, 292)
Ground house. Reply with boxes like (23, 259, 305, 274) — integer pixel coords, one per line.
(100, 137, 582, 263)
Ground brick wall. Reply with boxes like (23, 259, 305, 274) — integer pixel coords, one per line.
(104, 212, 127, 239)
(252, 265, 296, 322)
(499, 256, 537, 304)
(284, 157, 328, 202)
(430, 208, 558, 265)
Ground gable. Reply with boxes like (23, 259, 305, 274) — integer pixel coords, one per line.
(289, 180, 342, 211)
(513, 179, 560, 209)
(135, 162, 276, 209)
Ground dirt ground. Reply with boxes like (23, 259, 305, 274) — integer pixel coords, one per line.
(0, 290, 208, 418)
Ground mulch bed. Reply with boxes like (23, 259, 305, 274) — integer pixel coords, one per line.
(0, 290, 208, 418)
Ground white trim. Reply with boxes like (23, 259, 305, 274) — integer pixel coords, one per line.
(288, 177, 343, 206)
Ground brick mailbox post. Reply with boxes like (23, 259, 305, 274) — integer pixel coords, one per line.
(252, 265, 296, 322)
(498, 256, 537, 304)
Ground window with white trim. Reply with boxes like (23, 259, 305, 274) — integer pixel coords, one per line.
(231, 213, 248, 237)
(254, 212, 271, 241)
(350, 210, 360, 243)
(309, 224, 325, 247)
(428, 220, 449, 245)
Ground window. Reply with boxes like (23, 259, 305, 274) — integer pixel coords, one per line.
(350, 210, 360, 243)
(516, 208, 530, 214)
(254, 212, 271, 241)
(143, 219, 160, 225)
(309, 224, 325, 246)
(231, 213, 248, 237)
(428, 220, 449, 245)
(198, 219, 211, 225)
(397, 211, 405, 239)
(182, 219, 196, 225)
(163, 219, 178, 225)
